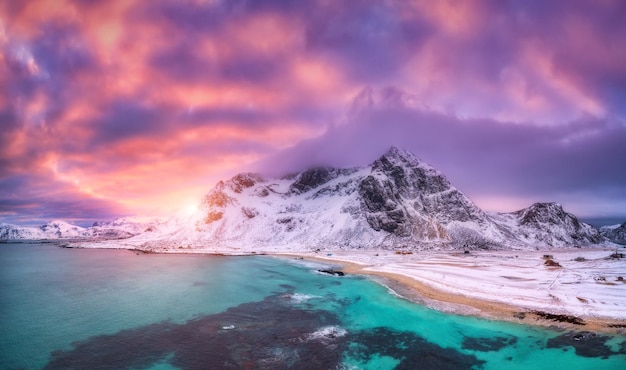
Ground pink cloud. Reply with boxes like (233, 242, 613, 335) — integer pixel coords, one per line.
(1, 0, 625, 224)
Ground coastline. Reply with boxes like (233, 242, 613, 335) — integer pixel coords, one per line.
(273, 249, 626, 335)
(51, 241, 626, 334)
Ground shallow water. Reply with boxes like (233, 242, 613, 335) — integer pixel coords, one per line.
(1, 242, 625, 369)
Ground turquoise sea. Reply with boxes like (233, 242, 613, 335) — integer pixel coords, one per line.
(1, 242, 625, 369)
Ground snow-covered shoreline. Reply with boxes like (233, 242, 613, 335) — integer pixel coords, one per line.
(283, 248, 626, 332)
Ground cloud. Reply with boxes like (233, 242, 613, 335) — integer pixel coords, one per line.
(0, 0, 625, 224)
(303, 1, 433, 82)
(256, 87, 626, 217)
(0, 173, 128, 226)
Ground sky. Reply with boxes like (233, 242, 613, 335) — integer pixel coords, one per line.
(1, 0, 625, 227)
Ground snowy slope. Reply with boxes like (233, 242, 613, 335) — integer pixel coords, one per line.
(135, 147, 608, 251)
(0, 217, 170, 241)
(491, 203, 604, 248)
(0, 224, 46, 240)
(87, 216, 171, 239)
(40, 220, 88, 238)
(600, 222, 626, 244)
(0, 221, 87, 240)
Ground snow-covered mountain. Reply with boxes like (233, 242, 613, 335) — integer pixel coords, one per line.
(0, 220, 87, 240)
(600, 222, 626, 245)
(139, 147, 607, 251)
(490, 203, 604, 248)
(0, 217, 169, 241)
(3, 147, 611, 251)
(88, 216, 171, 239)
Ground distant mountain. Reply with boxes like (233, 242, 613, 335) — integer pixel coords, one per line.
(142, 147, 608, 251)
(0, 220, 87, 240)
(88, 217, 172, 239)
(0, 217, 168, 241)
(600, 222, 626, 245)
(491, 202, 604, 248)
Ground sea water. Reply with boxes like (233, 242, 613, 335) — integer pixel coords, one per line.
(1, 243, 625, 369)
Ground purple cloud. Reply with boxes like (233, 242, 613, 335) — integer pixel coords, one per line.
(0, 174, 128, 227)
(1, 0, 625, 225)
(256, 87, 626, 218)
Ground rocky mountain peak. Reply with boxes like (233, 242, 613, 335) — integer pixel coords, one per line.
(505, 202, 604, 246)
(369, 146, 451, 199)
(289, 167, 342, 195)
(376, 146, 427, 168)
(228, 173, 264, 193)
(516, 202, 569, 226)
(601, 221, 626, 245)
(357, 147, 490, 241)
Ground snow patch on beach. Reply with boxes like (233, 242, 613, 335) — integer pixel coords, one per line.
(299, 248, 626, 321)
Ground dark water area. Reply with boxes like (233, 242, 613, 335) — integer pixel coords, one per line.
(45, 287, 346, 369)
(1, 243, 625, 369)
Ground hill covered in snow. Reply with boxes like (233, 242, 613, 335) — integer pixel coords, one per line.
(0, 220, 87, 240)
(0, 217, 168, 241)
(600, 222, 626, 245)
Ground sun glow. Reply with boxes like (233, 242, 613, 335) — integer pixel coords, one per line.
(180, 202, 199, 218)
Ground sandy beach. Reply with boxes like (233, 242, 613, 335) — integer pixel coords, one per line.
(275, 248, 626, 334)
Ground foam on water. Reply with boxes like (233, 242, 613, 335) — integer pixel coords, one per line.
(283, 292, 323, 304)
(306, 326, 348, 342)
(1, 242, 625, 369)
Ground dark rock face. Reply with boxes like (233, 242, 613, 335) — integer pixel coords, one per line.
(255, 187, 270, 197)
(359, 176, 392, 213)
(289, 167, 341, 194)
(0, 227, 26, 239)
(205, 212, 223, 224)
(517, 203, 572, 226)
(358, 147, 488, 238)
(199, 181, 237, 227)
(602, 221, 626, 245)
(371, 148, 449, 197)
(229, 173, 263, 193)
(201, 185, 234, 208)
(241, 207, 258, 219)
(358, 175, 407, 233)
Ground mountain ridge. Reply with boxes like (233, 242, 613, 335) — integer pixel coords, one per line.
(0, 217, 168, 241)
(138, 147, 609, 251)
(2, 147, 615, 251)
